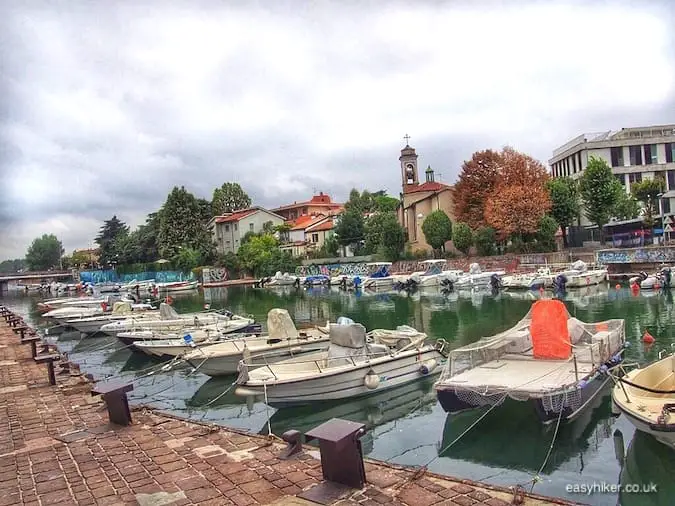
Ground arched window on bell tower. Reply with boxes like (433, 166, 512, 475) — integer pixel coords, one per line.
(399, 140, 419, 190)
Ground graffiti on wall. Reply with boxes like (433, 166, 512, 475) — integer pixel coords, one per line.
(203, 268, 228, 284)
(295, 263, 373, 277)
(79, 270, 195, 284)
(596, 247, 675, 264)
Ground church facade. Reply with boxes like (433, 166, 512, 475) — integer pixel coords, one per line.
(397, 142, 455, 252)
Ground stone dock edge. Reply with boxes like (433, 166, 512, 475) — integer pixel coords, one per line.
(0, 310, 585, 506)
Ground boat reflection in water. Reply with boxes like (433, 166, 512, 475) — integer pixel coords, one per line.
(439, 385, 616, 474)
(266, 378, 438, 455)
(616, 429, 675, 506)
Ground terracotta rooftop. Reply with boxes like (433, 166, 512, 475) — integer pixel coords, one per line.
(290, 215, 328, 231)
(272, 192, 344, 212)
(307, 219, 334, 232)
(213, 208, 257, 223)
(404, 181, 452, 194)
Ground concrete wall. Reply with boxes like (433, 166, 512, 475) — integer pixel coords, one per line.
(596, 246, 675, 264)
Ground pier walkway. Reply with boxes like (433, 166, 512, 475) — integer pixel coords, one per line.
(0, 318, 581, 505)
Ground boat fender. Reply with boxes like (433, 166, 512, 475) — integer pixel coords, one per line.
(419, 359, 438, 375)
(364, 369, 380, 389)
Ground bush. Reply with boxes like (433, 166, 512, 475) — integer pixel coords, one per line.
(452, 222, 474, 256)
(475, 227, 497, 257)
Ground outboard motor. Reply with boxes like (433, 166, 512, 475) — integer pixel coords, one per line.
(293, 277, 301, 289)
(440, 278, 454, 293)
(489, 274, 501, 290)
(553, 274, 568, 294)
(340, 276, 348, 290)
(353, 276, 361, 289)
(662, 268, 672, 288)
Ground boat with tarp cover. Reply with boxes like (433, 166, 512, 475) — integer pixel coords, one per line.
(435, 299, 626, 424)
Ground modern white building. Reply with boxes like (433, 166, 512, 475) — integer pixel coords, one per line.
(208, 207, 285, 254)
(549, 125, 675, 225)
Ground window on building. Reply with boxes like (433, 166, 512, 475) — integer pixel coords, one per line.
(666, 143, 674, 163)
(615, 174, 625, 186)
(224, 224, 230, 231)
(628, 173, 642, 184)
(667, 170, 675, 191)
(572, 156, 577, 173)
(234, 223, 238, 231)
(663, 198, 671, 215)
(578, 152, 583, 172)
(644, 144, 657, 165)
(629, 145, 643, 166)
(249, 223, 254, 231)
(311, 233, 319, 243)
(610, 147, 624, 167)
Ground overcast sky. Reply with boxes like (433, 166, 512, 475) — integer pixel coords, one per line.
(1, 0, 674, 260)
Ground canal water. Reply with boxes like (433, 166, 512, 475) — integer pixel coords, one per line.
(3, 284, 675, 506)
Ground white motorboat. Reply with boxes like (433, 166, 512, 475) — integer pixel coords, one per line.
(435, 299, 625, 424)
(234, 318, 447, 407)
(37, 295, 102, 312)
(453, 263, 504, 290)
(41, 294, 133, 322)
(119, 279, 156, 293)
(99, 303, 253, 336)
(362, 262, 395, 289)
(264, 272, 300, 286)
(155, 280, 200, 292)
(629, 267, 674, 290)
(406, 260, 463, 288)
(131, 331, 253, 359)
(182, 309, 330, 376)
(501, 267, 554, 290)
(64, 301, 157, 334)
(611, 352, 675, 450)
(555, 260, 608, 289)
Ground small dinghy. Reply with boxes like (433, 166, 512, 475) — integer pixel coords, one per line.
(611, 352, 675, 450)
(234, 318, 448, 407)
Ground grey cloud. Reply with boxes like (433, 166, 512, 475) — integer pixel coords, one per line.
(1, 0, 675, 259)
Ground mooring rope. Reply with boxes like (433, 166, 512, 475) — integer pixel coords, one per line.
(529, 402, 565, 493)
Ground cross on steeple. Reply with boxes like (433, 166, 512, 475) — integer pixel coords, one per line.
(403, 134, 410, 146)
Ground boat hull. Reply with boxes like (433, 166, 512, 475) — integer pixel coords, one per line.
(236, 348, 444, 408)
(187, 339, 330, 377)
(437, 366, 616, 424)
(613, 400, 675, 450)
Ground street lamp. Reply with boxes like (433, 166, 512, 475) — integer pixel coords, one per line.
(657, 192, 666, 244)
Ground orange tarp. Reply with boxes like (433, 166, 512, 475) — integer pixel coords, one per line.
(530, 299, 572, 360)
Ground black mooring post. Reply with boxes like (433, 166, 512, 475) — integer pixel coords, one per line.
(34, 354, 60, 386)
(92, 382, 135, 426)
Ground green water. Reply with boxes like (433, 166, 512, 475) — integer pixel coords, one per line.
(4, 283, 675, 506)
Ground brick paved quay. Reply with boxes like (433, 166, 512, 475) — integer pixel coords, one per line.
(0, 311, 583, 506)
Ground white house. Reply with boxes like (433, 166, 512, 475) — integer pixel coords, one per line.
(208, 207, 285, 254)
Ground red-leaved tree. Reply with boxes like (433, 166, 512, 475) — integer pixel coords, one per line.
(452, 150, 502, 229)
(484, 147, 551, 239)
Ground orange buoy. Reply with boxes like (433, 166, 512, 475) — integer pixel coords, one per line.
(615, 284, 621, 290)
(643, 330, 655, 344)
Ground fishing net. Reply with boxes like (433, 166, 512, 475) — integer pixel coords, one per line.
(437, 300, 625, 408)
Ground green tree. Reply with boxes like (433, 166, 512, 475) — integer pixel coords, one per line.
(364, 212, 405, 261)
(374, 195, 399, 213)
(321, 234, 340, 257)
(334, 208, 365, 255)
(546, 177, 579, 248)
(631, 178, 666, 228)
(536, 214, 559, 252)
(612, 192, 641, 221)
(0, 258, 26, 273)
(475, 227, 497, 257)
(421, 210, 453, 255)
(172, 247, 202, 272)
(95, 216, 129, 266)
(452, 222, 474, 255)
(25, 234, 64, 271)
(211, 182, 252, 215)
(578, 156, 623, 243)
(158, 186, 215, 260)
(237, 234, 296, 277)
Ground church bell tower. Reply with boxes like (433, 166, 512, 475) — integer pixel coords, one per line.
(399, 134, 419, 192)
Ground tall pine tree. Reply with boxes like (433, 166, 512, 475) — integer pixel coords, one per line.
(95, 216, 129, 267)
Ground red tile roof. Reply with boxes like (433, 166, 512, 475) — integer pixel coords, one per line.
(290, 215, 327, 231)
(307, 219, 334, 232)
(214, 209, 257, 223)
(404, 181, 452, 194)
(272, 193, 344, 212)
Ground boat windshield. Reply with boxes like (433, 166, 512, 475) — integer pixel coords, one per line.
(422, 263, 444, 276)
(369, 265, 391, 278)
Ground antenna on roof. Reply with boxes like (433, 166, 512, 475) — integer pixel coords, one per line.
(312, 186, 317, 194)
(436, 172, 443, 181)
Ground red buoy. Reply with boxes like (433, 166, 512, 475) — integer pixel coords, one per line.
(615, 284, 621, 290)
(643, 330, 655, 344)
